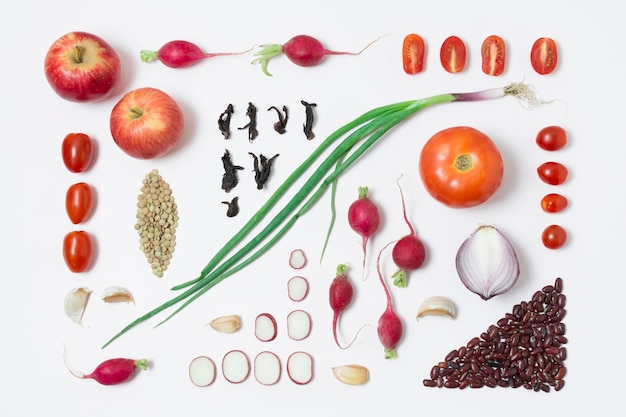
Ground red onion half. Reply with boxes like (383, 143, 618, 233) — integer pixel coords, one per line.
(456, 225, 520, 300)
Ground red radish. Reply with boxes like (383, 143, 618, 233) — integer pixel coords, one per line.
(255, 313, 278, 342)
(189, 356, 216, 387)
(140, 40, 252, 68)
(222, 350, 250, 384)
(254, 351, 281, 385)
(329, 264, 354, 349)
(288, 248, 307, 269)
(252, 34, 382, 76)
(287, 351, 314, 385)
(287, 310, 312, 341)
(376, 243, 404, 359)
(287, 276, 309, 301)
(348, 186, 381, 270)
(391, 177, 426, 287)
(64, 347, 148, 385)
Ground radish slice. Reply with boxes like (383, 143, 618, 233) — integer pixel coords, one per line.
(287, 310, 312, 341)
(287, 276, 309, 301)
(289, 249, 307, 269)
(254, 351, 281, 385)
(222, 350, 250, 383)
(255, 313, 278, 342)
(189, 356, 216, 387)
(287, 351, 313, 385)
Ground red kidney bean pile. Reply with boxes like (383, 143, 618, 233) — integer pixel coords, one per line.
(423, 277, 567, 391)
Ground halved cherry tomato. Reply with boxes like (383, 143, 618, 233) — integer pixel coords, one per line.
(402, 33, 425, 75)
(542, 225, 567, 249)
(537, 161, 568, 185)
(541, 193, 568, 213)
(63, 230, 94, 273)
(66, 182, 94, 224)
(440, 36, 466, 73)
(531, 37, 558, 75)
(481, 35, 506, 76)
(62, 133, 93, 173)
(419, 126, 504, 208)
(536, 125, 567, 151)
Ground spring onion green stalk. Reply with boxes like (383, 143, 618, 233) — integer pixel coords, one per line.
(102, 82, 540, 348)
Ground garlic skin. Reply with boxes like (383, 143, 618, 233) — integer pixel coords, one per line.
(332, 364, 369, 385)
(102, 286, 135, 304)
(64, 287, 92, 326)
(208, 314, 241, 333)
(456, 225, 520, 300)
(416, 296, 457, 320)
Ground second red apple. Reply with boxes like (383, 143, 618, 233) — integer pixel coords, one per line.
(110, 87, 184, 159)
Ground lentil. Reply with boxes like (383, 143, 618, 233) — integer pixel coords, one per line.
(135, 169, 179, 278)
(423, 277, 567, 392)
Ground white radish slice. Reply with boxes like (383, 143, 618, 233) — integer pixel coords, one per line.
(289, 249, 307, 269)
(287, 276, 309, 302)
(287, 351, 313, 385)
(254, 351, 281, 385)
(189, 356, 216, 387)
(222, 350, 250, 384)
(287, 310, 312, 341)
(255, 313, 278, 342)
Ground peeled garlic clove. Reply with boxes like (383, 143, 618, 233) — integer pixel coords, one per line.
(456, 225, 520, 300)
(64, 287, 92, 326)
(332, 364, 369, 385)
(102, 286, 134, 304)
(208, 314, 241, 333)
(416, 296, 457, 320)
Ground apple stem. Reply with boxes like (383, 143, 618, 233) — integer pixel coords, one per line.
(129, 106, 144, 119)
(73, 46, 85, 64)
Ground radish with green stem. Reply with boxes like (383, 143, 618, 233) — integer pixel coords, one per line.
(376, 242, 404, 359)
(102, 83, 542, 348)
(64, 347, 148, 385)
(348, 186, 381, 270)
(329, 264, 357, 349)
(252, 34, 383, 76)
(391, 176, 426, 287)
(140, 40, 252, 68)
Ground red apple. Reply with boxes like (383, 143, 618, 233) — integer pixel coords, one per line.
(110, 87, 184, 159)
(44, 31, 121, 102)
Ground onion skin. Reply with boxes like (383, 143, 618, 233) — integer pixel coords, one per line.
(456, 225, 520, 300)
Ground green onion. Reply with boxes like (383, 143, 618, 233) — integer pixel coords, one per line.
(102, 82, 540, 348)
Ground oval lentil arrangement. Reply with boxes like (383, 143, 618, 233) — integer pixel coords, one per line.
(135, 169, 179, 277)
(423, 277, 567, 392)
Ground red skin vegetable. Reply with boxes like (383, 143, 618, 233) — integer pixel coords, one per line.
(329, 264, 354, 349)
(64, 349, 148, 385)
(376, 243, 403, 359)
(348, 186, 381, 270)
(140, 40, 251, 68)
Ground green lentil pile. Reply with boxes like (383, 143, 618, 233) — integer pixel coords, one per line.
(135, 169, 178, 277)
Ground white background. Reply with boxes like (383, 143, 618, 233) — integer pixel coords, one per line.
(2, 0, 623, 415)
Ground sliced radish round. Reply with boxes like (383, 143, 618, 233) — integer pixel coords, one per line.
(255, 313, 278, 342)
(222, 350, 250, 384)
(287, 310, 312, 341)
(289, 249, 307, 269)
(254, 351, 281, 385)
(287, 276, 309, 302)
(287, 351, 313, 385)
(189, 356, 216, 387)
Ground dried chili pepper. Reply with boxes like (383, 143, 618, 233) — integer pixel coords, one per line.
(238, 102, 259, 142)
(221, 149, 244, 192)
(218, 103, 234, 139)
(301, 100, 317, 140)
(222, 196, 240, 217)
(268, 105, 289, 134)
(249, 152, 279, 190)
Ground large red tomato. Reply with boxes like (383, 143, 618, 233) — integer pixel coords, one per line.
(419, 126, 504, 208)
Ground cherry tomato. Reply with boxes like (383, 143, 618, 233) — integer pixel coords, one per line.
(440, 36, 466, 73)
(541, 193, 568, 213)
(66, 182, 94, 224)
(536, 126, 567, 151)
(531, 37, 558, 75)
(62, 133, 93, 173)
(419, 126, 504, 208)
(63, 231, 94, 273)
(402, 33, 425, 75)
(537, 161, 568, 185)
(542, 225, 567, 249)
(481, 35, 506, 76)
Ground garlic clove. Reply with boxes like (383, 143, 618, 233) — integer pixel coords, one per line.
(102, 286, 135, 304)
(332, 364, 369, 385)
(208, 314, 241, 333)
(64, 287, 92, 326)
(416, 296, 457, 320)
